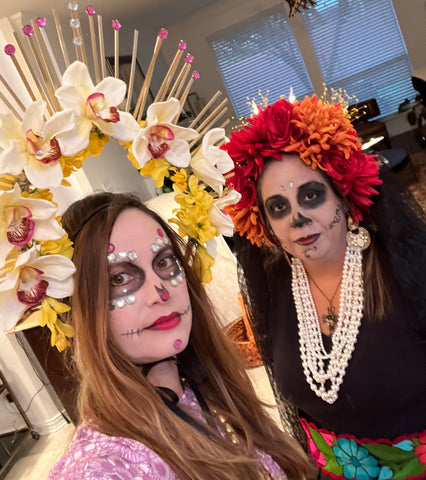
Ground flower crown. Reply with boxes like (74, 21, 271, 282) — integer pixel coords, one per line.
(0, 4, 239, 350)
(222, 95, 382, 247)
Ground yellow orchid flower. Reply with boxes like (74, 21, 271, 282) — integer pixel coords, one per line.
(170, 168, 188, 192)
(39, 234, 74, 259)
(39, 297, 73, 351)
(139, 158, 171, 188)
(196, 244, 215, 283)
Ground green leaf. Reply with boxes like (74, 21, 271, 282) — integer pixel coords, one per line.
(392, 458, 426, 480)
(364, 443, 416, 464)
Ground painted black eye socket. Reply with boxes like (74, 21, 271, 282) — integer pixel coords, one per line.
(109, 263, 145, 299)
(298, 182, 327, 209)
(111, 272, 133, 286)
(153, 252, 180, 280)
(265, 195, 290, 219)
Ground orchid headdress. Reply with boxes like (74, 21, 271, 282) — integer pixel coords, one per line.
(0, 3, 240, 350)
(221, 95, 382, 247)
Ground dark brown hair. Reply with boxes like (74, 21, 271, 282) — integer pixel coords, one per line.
(62, 192, 312, 480)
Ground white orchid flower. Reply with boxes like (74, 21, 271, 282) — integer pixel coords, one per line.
(0, 101, 75, 189)
(190, 128, 234, 195)
(0, 246, 75, 331)
(0, 184, 65, 268)
(132, 98, 198, 169)
(55, 61, 140, 156)
(208, 189, 242, 237)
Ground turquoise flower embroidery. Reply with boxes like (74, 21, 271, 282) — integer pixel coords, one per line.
(394, 440, 414, 451)
(333, 438, 380, 480)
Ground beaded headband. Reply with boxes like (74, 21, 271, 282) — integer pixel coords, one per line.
(0, 3, 240, 349)
(221, 95, 382, 247)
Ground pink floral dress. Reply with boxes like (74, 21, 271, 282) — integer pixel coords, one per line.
(49, 387, 286, 479)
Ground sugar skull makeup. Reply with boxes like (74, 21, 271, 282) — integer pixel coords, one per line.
(108, 208, 192, 365)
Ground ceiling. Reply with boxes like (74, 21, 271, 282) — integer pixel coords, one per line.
(2, 0, 220, 29)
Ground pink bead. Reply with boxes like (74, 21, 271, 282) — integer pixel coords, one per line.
(112, 20, 121, 30)
(35, 17, 46, 28)
(157, 228, 164, 237)
(173, 339, 183, 350)
(192, 71, 200, 80)
(108, 243, 115, 253)
(23, 25, 34, 36)
(86, 6, 95, 15)
(178, 40, 187, 51)
(185, 54, 194, 64)
(4, 44, 15, 56)
(158, 28, 168, 39)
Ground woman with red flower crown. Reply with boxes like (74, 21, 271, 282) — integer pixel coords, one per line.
(222, 95, 426, 480)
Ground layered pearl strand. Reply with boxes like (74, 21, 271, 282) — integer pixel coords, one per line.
(291, 245, 364, 404)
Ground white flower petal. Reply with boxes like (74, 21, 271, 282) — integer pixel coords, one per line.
(0, 114, 21, 147)
(165, 139, 192, 168)
(132, 134, 151, 168)
(208, 190, 241, 237)
(147, 98, 180, 124)
(21, 101, 47, 135)
(0, 288, 27, 331)
(61, 61, 94, 93)
(43, 109, 76, 139)
(55, 85, 84, 113)
(0, 243, 14, 270)
(169, 123, 198, 141)
(55, 117, 92, 156)
(33, 218, 65, 241)
(206, 238, 218, 258)
(95, 77, 127, 106)
(31, 254, 76, 281)
(46, 275, 74, 299)
(0, 143, 27, 175)
(98, 111, 140, 142)
(24, 161, 64, 189)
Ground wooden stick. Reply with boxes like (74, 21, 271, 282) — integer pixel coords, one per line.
(189, 107, 228, 148)
(97, 15, 106, 79)
(0, 73, 26, 112)
(194, 98, 228, 133)
(126, 29, 139, 113)
(8, 53, 37, 102)
(52, 8, 70, 68)
(70, 11, 83, 62)
(135, 35, 165, 121)
(88, 14, 100, 83)
(188, 90, 222, 129)
(0, 91, 22, 121)
(112, 21, 121, 80)
(154, 48, 184, 102)
(172, 63, 190, 100)
(172, 75, 193, 124)
(39, 28, 62, 85)
(25, 31, 59, 111)
(32, 19, 58, 90)
(13, 32, 53, 115)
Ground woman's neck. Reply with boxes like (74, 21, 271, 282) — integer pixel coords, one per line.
(303, 249, 346, 281)
(146, 360, 183, 398)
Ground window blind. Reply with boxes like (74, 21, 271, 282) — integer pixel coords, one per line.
(301, 0, 415, 116)
(210, 9, 313, 118)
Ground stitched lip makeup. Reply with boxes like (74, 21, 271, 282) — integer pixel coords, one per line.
(295, 233, 320, 246)
(148, 312, 180, 331)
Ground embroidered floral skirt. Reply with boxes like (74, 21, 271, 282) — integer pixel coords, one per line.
(301, 418, 426, 480)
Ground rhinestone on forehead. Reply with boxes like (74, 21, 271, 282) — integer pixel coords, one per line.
(107, 251, 138, 264)
(150, 231, 171, 253)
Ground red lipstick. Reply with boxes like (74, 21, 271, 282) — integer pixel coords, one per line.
(295, 233, 320, 246)
(148, 312, 180, 331)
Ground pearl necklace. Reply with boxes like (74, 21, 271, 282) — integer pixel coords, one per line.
(291, 245, 364, 404)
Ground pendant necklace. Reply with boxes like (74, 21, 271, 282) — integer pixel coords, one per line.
(307, 274, 342, 334)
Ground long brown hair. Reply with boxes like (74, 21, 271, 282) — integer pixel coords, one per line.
(256, 157, 390, 322)
(62, 192, 312, 480)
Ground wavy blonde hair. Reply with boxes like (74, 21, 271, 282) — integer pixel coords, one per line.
(62, 192, 312, 480)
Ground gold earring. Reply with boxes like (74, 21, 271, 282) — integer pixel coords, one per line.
(346, 216, 371, 251)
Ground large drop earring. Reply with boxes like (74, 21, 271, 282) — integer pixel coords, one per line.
(346, 216, 371, 251)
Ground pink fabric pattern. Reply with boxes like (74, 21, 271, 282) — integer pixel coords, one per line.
(49, 387, 286, 479)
